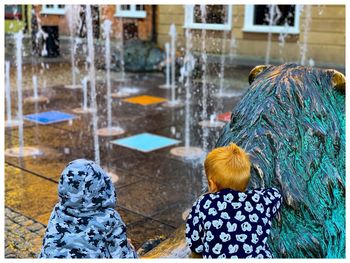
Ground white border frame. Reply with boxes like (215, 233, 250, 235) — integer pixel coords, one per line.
(243, 5, 301, 34)
(115, 5, 146, 18)
(184, 5, 232, 31)
(41, 4, 66, 15)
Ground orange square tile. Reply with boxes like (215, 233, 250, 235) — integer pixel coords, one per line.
(123, 95, 167, 106)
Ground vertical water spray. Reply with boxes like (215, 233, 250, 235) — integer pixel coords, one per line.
(200, 5, 208, 153)
(118, 17, 126, 81)
(169, 24, 177, 102)
(169, 12, 203, 160)
(32, 75, 38, 99)
(164, 25, 182, 107)
(25, 73, 48, 104)
(265, 5, 275, 65)
(97, 20, 125, 137)
(15, 31, 24, 155)
(159, 42, 171, 89)
(229, 28, 237, 61)
(82, 76, 88, 111)
(165, 42, 170, 87)
(72, 75, 94, 114)
(218, 30, 228, 98)
(300, 5, 311, 66)
(86, 5, 100, 165)
(265, 5, 282, 65)
(66, 5, 80, 88)
(200, 5, 209, 192)
(5, 61, 12, 124)
(184, 30, 193, 149)
(5, 31, 42, 158)
(103, 20, 112, 129)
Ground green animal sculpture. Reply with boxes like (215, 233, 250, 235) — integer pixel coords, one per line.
(216, 63, 345, 258)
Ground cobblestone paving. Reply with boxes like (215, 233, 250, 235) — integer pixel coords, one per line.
(5, 207, 46, 258)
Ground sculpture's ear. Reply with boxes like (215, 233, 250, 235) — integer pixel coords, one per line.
(328, 70, 345, 93)
(248, 65, 268, 85)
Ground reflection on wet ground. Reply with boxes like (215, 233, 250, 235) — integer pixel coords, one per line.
(5, 68, 249, 255)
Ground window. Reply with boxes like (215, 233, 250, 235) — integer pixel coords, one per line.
(5, 5, 22, 20)
(184, 5, 232, 31)
(41, 4, 66, 15)
(115, 5, 146, 18)
(243, 5, 300, 34)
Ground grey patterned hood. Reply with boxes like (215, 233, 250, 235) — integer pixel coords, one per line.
(58, 159, 116, 215)
(39, 159, 137, 258)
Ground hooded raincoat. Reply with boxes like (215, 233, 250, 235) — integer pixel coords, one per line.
(39, 159, 137, 258)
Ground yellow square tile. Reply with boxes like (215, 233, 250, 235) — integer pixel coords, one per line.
(123, 95, 168, 106)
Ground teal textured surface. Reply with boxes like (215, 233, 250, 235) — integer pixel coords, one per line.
(216, 64, 345, 258)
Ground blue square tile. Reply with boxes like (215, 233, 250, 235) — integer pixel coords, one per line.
(24, 111, 76, 125)
(110, 133, 180, 152)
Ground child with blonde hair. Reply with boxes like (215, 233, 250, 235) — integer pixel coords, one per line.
(186, 143, 282, 258)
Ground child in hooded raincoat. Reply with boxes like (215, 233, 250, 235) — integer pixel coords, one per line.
(39, 159, 137, 258)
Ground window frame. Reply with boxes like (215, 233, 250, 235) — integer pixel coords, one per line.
(115, 5, 147, 18)
(243, 5, 301, 34)
(184, 5, 232, 31)
(41, 4, 66, 15)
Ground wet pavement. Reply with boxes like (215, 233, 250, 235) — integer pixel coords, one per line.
(4, 62, 250, 258)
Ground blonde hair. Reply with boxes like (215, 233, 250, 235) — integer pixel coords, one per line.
(204, 143, 251, 192)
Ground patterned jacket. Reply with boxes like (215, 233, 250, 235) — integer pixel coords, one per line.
(186, 188, 282, 258)
(39, 159, 137, 258)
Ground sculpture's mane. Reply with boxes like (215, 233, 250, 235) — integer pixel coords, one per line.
(216, 63, 345, 258)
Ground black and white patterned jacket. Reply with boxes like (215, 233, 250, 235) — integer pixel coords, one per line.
(39, 159, 137, 258)
(186, 188, 282, 258)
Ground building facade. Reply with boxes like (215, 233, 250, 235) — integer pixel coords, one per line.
(4, 4, 345, 68)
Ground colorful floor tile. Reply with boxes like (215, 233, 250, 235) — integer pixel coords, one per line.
(110, 132, 180, 152)
(24, 111, 76, 125)
(122, 95, 167, 106)
(217, 112, 232, 122)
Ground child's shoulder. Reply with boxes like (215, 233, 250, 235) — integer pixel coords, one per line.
(196, 189, 239, 206)
(247, 187, 282, 199)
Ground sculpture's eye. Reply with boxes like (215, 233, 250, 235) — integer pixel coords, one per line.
(327, 70, 346, 93)
(248, 65, 268, 85)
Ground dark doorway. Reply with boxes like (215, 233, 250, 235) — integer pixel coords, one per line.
(123, 23, 138, 41)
